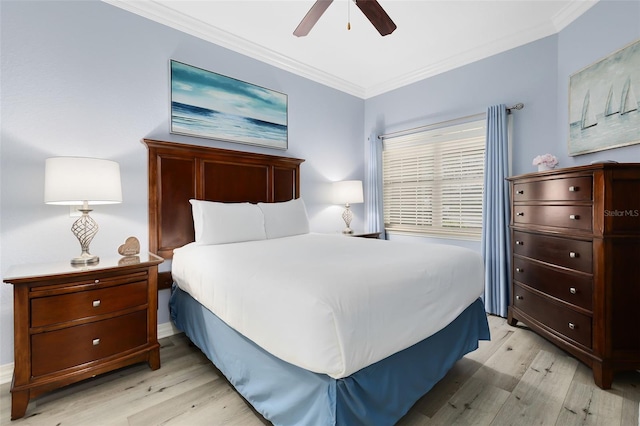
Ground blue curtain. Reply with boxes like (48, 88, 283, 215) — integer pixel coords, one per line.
(366, 133, 385, 238)
(482, 105, 511, 317)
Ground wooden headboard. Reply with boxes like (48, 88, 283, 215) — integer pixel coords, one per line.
(143, 139, 304, 288)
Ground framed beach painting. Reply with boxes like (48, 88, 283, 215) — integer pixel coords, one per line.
(568, 39, 640, 156)
(170, 60, 288, 150)
(569, 40, 640, 156)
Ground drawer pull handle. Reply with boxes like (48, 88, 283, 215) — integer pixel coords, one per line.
(569, 287, 577, 294)
(92, 338, 101, 346)
(94, 279, 100, 284)
(515, 295, 523, 300)
(515, 267, 524, 273)
(569, 214, 579, 220)
(516, 212, 524, 216)
(92, 300, 101, 308)
(569, 252, 578, 258)
(568, 323, 575, 330)
(515, 240, 523, 245)
(569, 186, 579, 192)
(516, 190, 524, 195)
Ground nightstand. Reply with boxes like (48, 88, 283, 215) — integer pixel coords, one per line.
(3, 253, 163, 420)
(347, 232, 381, 239)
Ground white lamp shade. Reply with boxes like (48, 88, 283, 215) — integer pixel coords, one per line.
(44, 157, 123, 205)
(332, 180, 364, 204)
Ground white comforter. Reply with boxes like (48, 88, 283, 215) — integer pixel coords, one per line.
(172, 233, 484, 379)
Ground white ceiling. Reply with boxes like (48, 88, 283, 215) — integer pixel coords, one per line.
(105, 0, 598, 98)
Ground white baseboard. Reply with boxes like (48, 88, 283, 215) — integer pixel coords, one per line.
(0, 362, 13, 385)
(158, 320, 181, 339)
(0, 321, 180, 386)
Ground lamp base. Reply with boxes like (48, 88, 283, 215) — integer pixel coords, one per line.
(70, 206, 100, 266)
(341, 204, 354, 235)
(71, 253, 99, 266)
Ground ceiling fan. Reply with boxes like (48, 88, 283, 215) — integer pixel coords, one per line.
(294, 0, 397, 37)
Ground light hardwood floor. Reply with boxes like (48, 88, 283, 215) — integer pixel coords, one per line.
(1, 315, 638, 425)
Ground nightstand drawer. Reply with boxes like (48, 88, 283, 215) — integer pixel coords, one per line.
(513, 177, 592, 202)
(31, 310, 148, 377)
(4, 253, 162, 419)
(31, 281, 148, 328)
(513, 283, 592, 348)
(512, 231, 592, 273)
(513, 257, 592, 311)
(513, 205, 592, 231)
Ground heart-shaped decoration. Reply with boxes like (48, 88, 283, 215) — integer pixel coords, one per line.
(118, 236, 140, 256)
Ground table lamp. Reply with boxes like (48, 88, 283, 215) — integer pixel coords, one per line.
(332, 180, 364, 234)
(44, 157, 122, 265)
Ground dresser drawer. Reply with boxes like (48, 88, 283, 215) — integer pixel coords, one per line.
(512, 231, 592, 273)
(513, 205, 592, 231)
(513, 257, 592, 311)
(513, 284, 592, 348)
(31, 310, 148, 377)
(31, 281, 148, 328)
(513, 176, 592, 202)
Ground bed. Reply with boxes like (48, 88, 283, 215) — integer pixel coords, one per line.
(144, 139, 490, 425)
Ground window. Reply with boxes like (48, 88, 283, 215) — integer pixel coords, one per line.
(382, 119, 485, 240)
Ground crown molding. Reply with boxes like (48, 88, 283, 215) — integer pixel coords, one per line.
(364, 0, 598, 98)
(104, 0, 596, 100)
(364, 17, 560, 98)
(551, 0, 599, 31)
(103, 0, 366, 98)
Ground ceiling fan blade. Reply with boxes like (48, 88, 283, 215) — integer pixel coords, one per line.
(355, 0, 397, 36)
(294, 0, 334, 37)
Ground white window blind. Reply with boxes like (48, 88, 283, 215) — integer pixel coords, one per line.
(382, 119, 485, 240)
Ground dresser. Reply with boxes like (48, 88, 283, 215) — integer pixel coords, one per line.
(4, 253, 163, 419)
(507, 163, 640, 389)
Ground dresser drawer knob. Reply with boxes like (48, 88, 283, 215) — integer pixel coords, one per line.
(568, 323, 575, 330)
(92, 300, 101, 308)
(568, 186, 579, 192)
(569, 214, 580, 220)
(516, 212, 524, 216)
(516, 190, 524, 195)
(94, 279, 100, 284)
(516, 295, 523, 300)
(569, 251, 578, 258)
(92, 338, 101, 346)
(515, 240, 523, 245)
(515, 267, 524, 273)
(569, 287, 577, 294)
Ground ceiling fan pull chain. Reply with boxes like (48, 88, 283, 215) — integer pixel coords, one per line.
(293, 0, 396, 37)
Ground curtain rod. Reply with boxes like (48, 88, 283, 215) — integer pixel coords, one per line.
(378, 103, 524, 140)
(507, 103, 524, 113)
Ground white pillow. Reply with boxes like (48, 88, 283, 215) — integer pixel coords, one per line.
(258, 198, 310, 239)
(189, 199, 266, 245)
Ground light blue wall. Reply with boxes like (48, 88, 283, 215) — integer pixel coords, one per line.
(364, 0, 640, 249)
(0, 0, 364, 366)
(1, 0, 638, 368)
(557, 0, 640, 165)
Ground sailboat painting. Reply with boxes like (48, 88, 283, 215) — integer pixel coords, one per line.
(581, 90, 598, 129)
(604, 85, 619, 117)
(620, 76, 638, 115)
(569, 39, 640, 156)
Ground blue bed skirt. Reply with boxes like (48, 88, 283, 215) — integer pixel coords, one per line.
(170, 285, 490, 426)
